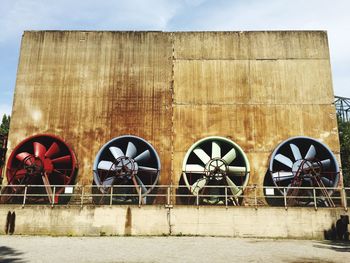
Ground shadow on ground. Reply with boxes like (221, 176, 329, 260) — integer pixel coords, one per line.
(313, 240, 350, 253)
(0, 246, 25, 263)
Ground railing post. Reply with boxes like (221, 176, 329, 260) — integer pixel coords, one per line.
(80, 186, 84, 208)
(283, 187, 287, 210)
(110, 185, 113, 207)
(225, 186, 228, 208)
(313, 188, 317, 210)
(196, 193, 199, 207)
(342, 188, 348, 211)
(254, 185, 257, 209)
(22, 186, 28, 208)
(167, 186, 171, 206)
(139, 186, 142, 207)
(51, 186, 56, 207)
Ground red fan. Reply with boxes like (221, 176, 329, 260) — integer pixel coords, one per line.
(5, 134, 77, 204)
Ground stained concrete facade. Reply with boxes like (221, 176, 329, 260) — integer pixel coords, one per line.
(6, 31, 340, 198)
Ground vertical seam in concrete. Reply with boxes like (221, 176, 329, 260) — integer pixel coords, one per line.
(169, 32, 175, 235)
(170, 33, 175, 186)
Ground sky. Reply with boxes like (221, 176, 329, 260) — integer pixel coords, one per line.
(0, 0, 350, 117)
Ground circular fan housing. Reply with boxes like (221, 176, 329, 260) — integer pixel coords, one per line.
(93, 135, 160, 204)
(269, 136, 339, 202)
(182, 136, 250, 204)
(5, 134, 77, 203)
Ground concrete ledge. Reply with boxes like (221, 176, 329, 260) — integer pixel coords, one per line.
(0, 205, 348, 239)
(171, 206, 348, 239)
(0, 205, 169, 236)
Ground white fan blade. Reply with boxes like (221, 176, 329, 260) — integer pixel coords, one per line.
(135, 175, 147, 194)
(227, 166, 247, 176)
(98, 161, 115, 171)
(274, 154, 293, 168)
(102, 176, 115, 187)
(109, 147, 124, 160)
(193, 147, 210, 165)
(320, 159, 331, 169)
(305, 145, 316, 160)
(222, 148, 236, 164)
(225, 177, 240, 195)
(320, 177, 333, 187)
(191, 178, 207, 195)
(211, 141, 221, 159)
(290, 144, 302, 161)
(185, 164, 205, 173)
(138, 166, 158, 174)
(125, 141, 137, 158)
(272, 171, 295, 182)
(134, 150, 151, 163)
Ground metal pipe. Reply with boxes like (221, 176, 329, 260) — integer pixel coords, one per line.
(283, 187, 287, 210)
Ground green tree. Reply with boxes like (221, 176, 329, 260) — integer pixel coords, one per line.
(338, 116, 350, 186)
(0, 114, 10, 136)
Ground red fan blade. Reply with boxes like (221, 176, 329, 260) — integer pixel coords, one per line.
(45, 142, 60, 158)
(16, 152, 32, 165)
(54, 169, 70, 184)
(14, 169, 28, 180)
(51, 155, 71, 165)
(42, 173, 53, 204)
(33, 142, 46, 160)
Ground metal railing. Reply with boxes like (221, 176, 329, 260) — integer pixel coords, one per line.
(0, 184, 349, 210)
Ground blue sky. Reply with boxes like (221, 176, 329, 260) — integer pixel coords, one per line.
(1, 0, 350, 117)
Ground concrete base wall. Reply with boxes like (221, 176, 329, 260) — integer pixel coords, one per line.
(1, 205, 348, 239)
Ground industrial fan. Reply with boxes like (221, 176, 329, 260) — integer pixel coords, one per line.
(268, 136, 339, 206)
(93, 135, 160, 204)
(181, 136, 250, 205)
(3, 134, 77, 204)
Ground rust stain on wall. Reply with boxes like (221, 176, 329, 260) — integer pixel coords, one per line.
(6, 31, 340, 201)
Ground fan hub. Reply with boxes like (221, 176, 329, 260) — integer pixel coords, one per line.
(205, 158, 227, 181)
(23, 156, 44, 176)
(115, 156, 138, 179)
(292, 159, 320, 178)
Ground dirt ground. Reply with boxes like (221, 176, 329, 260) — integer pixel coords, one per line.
(0, 236, 349, 263)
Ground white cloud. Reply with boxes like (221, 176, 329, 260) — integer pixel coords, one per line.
(0, 0, 349, 98)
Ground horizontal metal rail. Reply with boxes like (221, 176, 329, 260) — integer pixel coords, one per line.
(0, 184, 349, 210)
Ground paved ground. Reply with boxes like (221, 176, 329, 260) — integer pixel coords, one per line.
(0, 236, 349, 263)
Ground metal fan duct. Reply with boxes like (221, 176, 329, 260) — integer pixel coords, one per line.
(181, 136, 250, 205)
(3, 134, 77, 204)
(268, 136, 339, 206)
(93, 135, 160, 204)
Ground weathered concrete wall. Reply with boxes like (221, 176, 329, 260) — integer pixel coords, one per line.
(1, 206, 348, 239)
(6, 31, 340, 196)
(172, 31, 340, 190)
(8, 31, 173, 186)
(1, 205, 169, 236)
